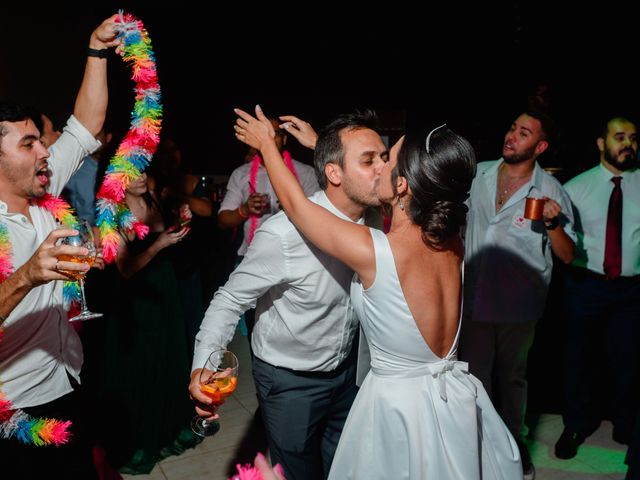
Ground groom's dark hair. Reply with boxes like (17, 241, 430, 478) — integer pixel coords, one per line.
(313, 110, 379, 190)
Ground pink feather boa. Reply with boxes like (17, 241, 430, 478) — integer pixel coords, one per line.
(247, 150, 297, 245)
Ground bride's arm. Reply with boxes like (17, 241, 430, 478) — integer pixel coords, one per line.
(234, 106, 374, 280)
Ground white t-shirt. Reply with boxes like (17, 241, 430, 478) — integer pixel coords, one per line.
(219, 159, 319, 256)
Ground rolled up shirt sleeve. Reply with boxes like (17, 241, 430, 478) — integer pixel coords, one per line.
(48, 115, 102, 196)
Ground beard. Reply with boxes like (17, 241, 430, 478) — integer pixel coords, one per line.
(0, 164, 39, 199)
(342, 176, 382, 208)
(503, 144, 537, 165)
(29, 186, 47, 198)
(604, 147, 638, 171)
(502, 153, 528, 165)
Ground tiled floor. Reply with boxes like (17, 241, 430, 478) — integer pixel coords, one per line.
(123, 332, 630, 479)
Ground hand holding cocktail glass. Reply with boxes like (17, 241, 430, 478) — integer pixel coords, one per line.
(189, 349, 238, 437)
(56, 218, 103, 321)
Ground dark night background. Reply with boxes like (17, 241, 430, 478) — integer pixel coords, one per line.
(2, 2, 638, 177)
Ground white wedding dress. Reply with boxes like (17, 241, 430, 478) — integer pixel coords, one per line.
(328, 229, 522, 480)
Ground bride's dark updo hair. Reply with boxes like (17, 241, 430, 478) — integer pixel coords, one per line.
(394, 124, 476, 249)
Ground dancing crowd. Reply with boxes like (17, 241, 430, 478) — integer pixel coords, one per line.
(1, 13, 639, 480)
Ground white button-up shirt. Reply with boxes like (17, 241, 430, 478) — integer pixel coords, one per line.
(564, 164, 640, 276)
(0, 116, 100, 408)
(219, 159, 319, 256)
(194, 191, 360, 372)
(464, 159, 576, 324)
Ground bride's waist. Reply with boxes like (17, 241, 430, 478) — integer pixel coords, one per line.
(370, 358, 467, 379)
(370, 358, 475, 401)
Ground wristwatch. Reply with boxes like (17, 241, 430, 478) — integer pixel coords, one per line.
(87, 47, 109, 58)
(544, 217, 559, 230)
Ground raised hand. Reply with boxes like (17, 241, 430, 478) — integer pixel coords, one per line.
(279, 115, 318, 150)
(234, 105, 277, 152)
(91, 14, 121, 49)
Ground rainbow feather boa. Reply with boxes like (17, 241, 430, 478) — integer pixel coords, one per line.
(0, 194, 79, 446)
(96, 10, 162, 262)
(37, 195, 82, 317)
(1, 9, 160, 446)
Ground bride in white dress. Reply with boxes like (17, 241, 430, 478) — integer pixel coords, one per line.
(234, 107, 522, 480)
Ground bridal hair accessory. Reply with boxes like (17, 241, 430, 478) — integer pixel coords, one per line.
(96, 10, 161, 263)
(426, 123, 447, 153)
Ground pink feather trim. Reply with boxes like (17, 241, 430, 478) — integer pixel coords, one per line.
(247, 150, 298, 245)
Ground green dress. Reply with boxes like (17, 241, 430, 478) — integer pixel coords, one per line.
(85, 233, 201, 474)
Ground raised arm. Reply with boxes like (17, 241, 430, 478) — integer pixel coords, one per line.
(74, 14, 120, 136)
(234, 106, 374, 281)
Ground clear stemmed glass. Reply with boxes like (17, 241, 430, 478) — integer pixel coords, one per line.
(58, 218, 103, 321)
(191, 349, 239, 437)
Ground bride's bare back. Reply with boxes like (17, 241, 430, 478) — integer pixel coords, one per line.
(387, 230, 464, 359)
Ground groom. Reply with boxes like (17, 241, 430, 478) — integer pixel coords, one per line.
(189, 110, 387, 480)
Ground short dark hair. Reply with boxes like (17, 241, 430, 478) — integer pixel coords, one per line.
(313, 110, 379, 189)
(525, 109, 557, 144)
(599, 116, 637, 140)
(31, 112, 45, 137)
(0, 102, 35, 153)
(395, 123, 477, 249)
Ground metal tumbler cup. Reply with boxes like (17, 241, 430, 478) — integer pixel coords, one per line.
(524, 197, 546, 220)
